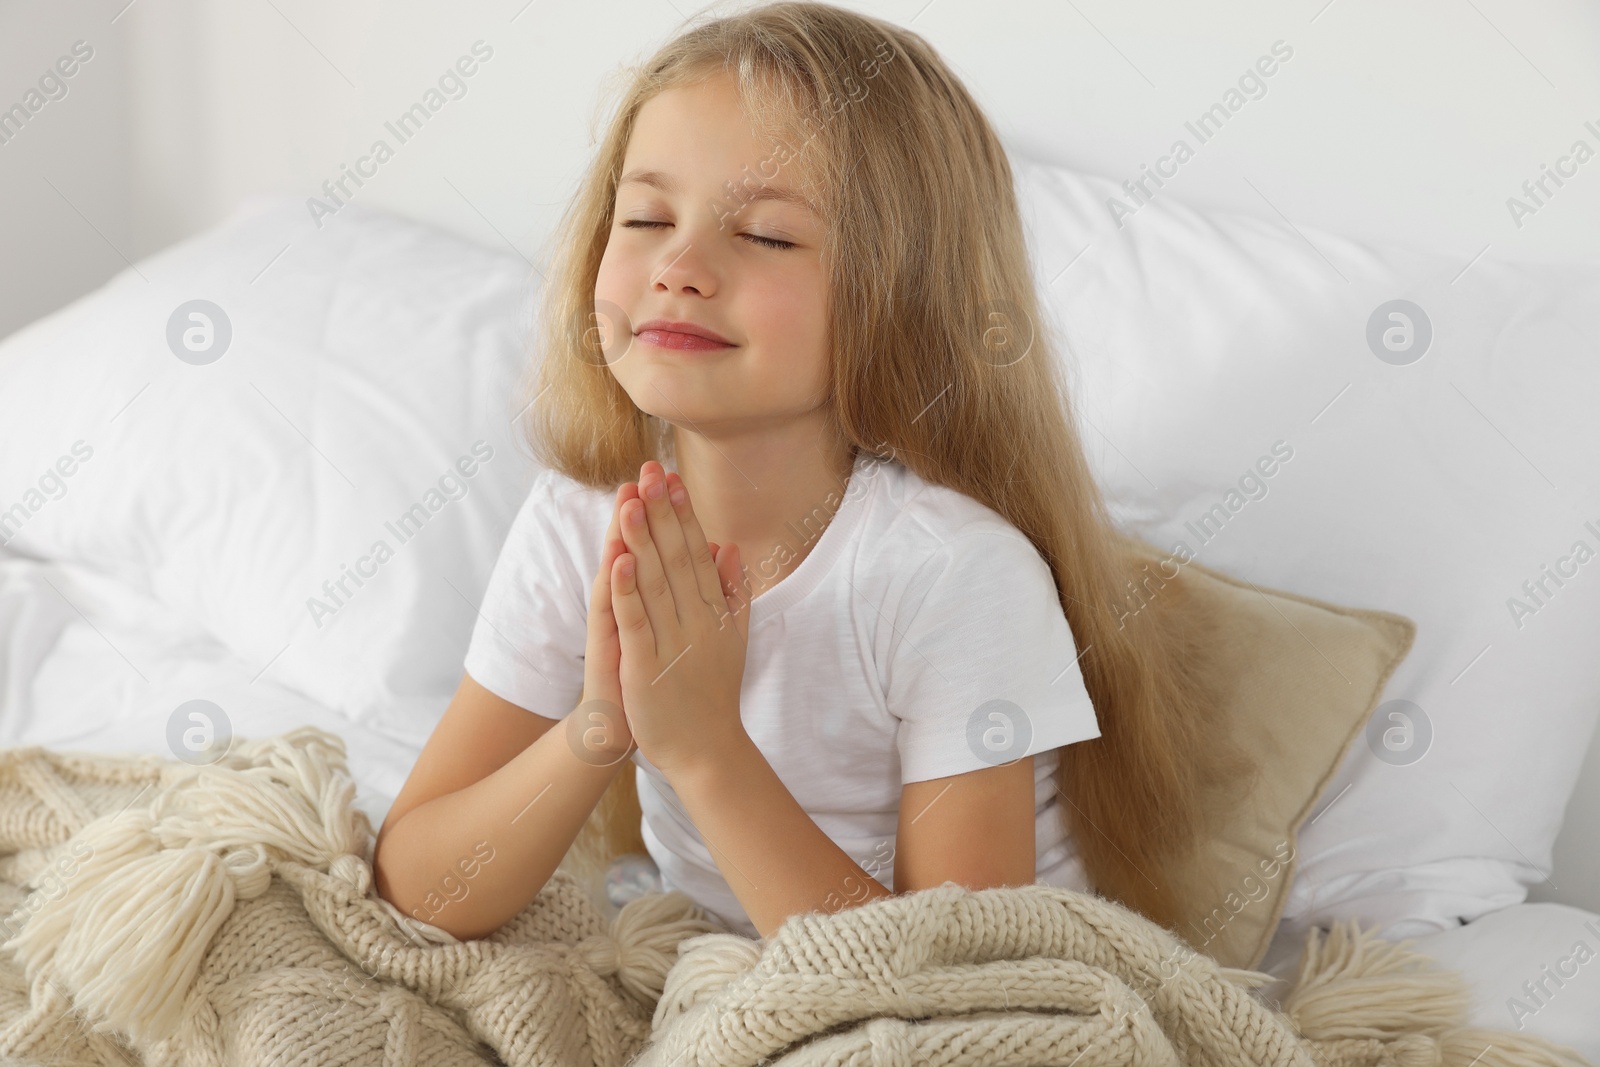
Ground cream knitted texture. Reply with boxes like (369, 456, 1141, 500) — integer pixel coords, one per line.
(0, 727, 1588, 1067)
(636, 887, 1595, 1067)
(0, 728, 720, 1067)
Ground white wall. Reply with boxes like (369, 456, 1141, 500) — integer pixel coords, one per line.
(0, 2, 132, 342)
(5, 0, 1598, 345)
(1, 0, 1596, 908)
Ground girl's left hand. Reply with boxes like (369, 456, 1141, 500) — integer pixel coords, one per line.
(611, 460, 751, 778)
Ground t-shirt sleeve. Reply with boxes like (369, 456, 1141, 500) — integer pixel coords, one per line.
(461, 469, 588, 721)
(887, 528, 1102, 784)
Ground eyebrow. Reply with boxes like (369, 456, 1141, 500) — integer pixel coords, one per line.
(618, 168, 818, 215)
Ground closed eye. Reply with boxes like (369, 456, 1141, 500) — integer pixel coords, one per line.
(620, 219, 793, 250)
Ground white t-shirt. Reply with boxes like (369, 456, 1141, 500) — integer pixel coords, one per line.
(463, 450, 1103, 938)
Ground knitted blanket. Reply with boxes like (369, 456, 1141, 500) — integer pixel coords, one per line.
(0, 728, 1586, 1067)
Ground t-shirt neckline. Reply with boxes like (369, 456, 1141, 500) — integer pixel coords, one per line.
(747, 451, 874, 622)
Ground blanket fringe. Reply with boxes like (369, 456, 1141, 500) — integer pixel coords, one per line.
(1280, 919, 1592, 1067)
(649, 932, 764, 1035)
(603, 892, 736, 1009)
(1, 728, 368, 1049)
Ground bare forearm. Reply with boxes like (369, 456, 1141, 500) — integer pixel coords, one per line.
(667, 734, 894, 939)
(373, 722, 630, 941)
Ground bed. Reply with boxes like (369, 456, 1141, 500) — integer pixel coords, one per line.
(1, 164, 1596, 1058)
(1, 550, 1596, 1063)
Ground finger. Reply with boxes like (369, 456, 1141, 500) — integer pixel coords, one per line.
(600, 483, 634, 576)
(638, 461, 700, 623)
(619, 492, 673, 645)
(604, 482, 630, 549)
(664, 470, 725, 609)
(588, 535, 626, 678)
(591, 532, 621, 618)
(600, 482, 639, 574)
(610, 548, 654, 655)
(593, 481, 637, 618)
(590, 488, 619, 612)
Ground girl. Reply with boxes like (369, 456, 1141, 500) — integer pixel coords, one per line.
(373, 1, 1254, 943)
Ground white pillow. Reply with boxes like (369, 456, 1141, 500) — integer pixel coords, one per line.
(1012, 150, 1600, 939)
(0, 194, 542, 746)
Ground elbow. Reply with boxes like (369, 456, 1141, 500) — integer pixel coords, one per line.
(372, 843, 509, 943)
(371, 835, 418, 924)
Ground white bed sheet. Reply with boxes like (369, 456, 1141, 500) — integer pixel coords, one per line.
(1, 548, 1595, 1061)
(1255, 901, 1599, 1061)
(0, 550, 409, 837)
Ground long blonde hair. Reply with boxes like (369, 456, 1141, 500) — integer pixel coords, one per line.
(522, 1, 1256, 932)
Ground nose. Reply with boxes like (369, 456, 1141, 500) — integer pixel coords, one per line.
(650, 238, 717, 298)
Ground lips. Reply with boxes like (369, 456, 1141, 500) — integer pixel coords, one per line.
(634, 319, 736, 350)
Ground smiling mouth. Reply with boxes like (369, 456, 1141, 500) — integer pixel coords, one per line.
(635, 329, 737, 352)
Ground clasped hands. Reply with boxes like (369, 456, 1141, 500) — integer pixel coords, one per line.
(576, 460, 751, 778)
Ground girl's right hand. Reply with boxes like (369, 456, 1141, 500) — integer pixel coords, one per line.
(577, 482, 640, 762)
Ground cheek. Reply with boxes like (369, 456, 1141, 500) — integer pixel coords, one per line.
(592, 244, 640, 362)
(747, 269, 827, 349)
(593, 240, 626, 301)
(750, 286, 830, 394)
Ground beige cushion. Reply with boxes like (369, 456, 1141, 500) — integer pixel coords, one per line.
(1146, 544, 1417, 970)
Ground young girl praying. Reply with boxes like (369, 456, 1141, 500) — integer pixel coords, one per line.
(373, 1, 1252, 943)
